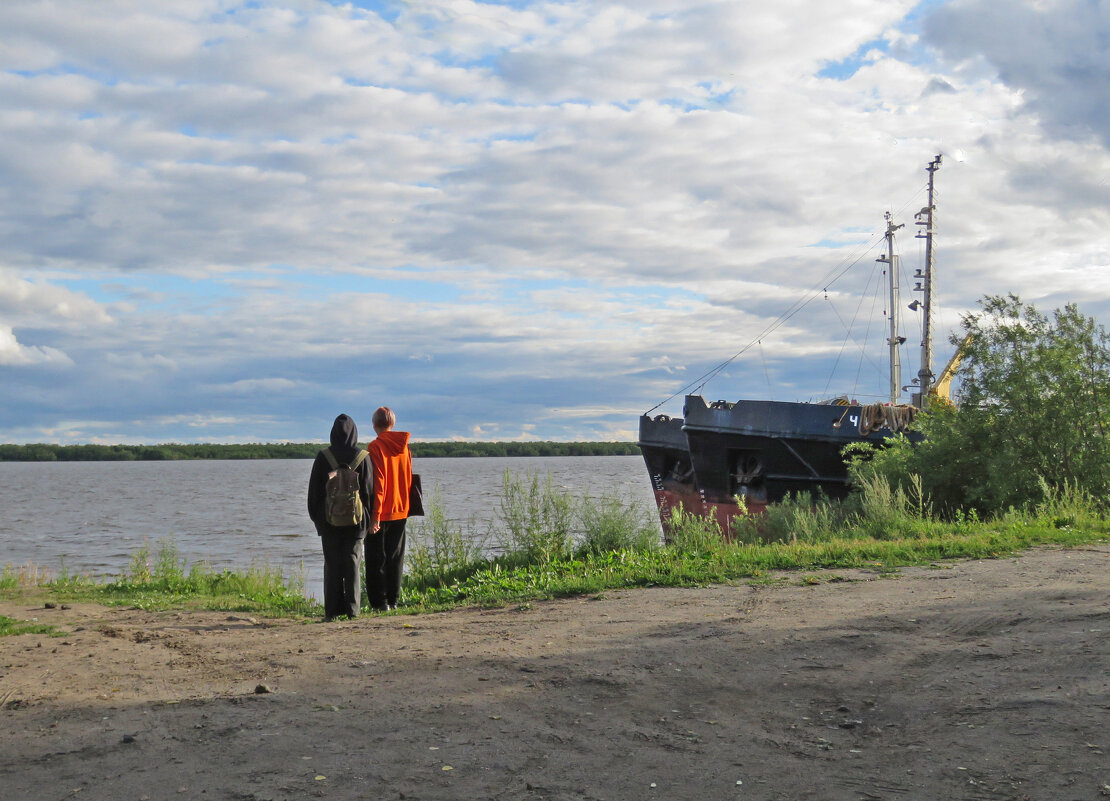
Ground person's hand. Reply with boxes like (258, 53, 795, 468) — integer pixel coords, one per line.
(371, 520, 381, 534)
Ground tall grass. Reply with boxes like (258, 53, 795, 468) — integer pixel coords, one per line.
(0, 563, 55, 590)
(394, 469, 1108, 611)
(576, 493, 660, 555)
(731, 474, 955, 545)
(407, 477, 662, 590)
(1, 538, 314, 616)
(406, 489, 487, 592)
(392, 468, 1088, 611)
(1028, 478, 1102, 529)
(666, 505, 725, 555)
(98, 538, 312, 613)
(497, 471, 574, 563)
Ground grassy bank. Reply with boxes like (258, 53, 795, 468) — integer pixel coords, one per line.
(0, 541, 317, 618)
(400, 475, 1109, 611)
(3, 474, 1107, 626)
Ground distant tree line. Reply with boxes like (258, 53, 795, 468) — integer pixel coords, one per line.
(411, 441, 639, 458)
(0, 441, 641, 462)
(0, 443, 321, 461)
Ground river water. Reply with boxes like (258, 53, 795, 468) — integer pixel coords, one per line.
(0, 456, 656, 598)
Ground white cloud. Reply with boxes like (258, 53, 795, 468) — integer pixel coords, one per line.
(923, 0, 1110, 146)
(0, 269, 113, 326)
(0, 325, 73, 367)
(0, 0, 1108, 441)
(213, 377, 304, 393)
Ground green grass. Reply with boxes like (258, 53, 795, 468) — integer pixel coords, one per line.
(2, 539, 317, 617)
(3, 473, 1108, 620)
(0, 614, 64, 637)
(397, 514, 1107, 611)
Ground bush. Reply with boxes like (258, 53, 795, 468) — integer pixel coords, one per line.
(406, 491, 486, 590)
(496, 472, 574, 563)
(732, 490, 852, 544)
(576, 494, 660, 555)
(665, 506, 725, 556)
(849, 295, 1110, 517)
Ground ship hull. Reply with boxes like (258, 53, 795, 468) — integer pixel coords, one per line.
(639, 394, 913, 536)
(637, 413, 704, 524)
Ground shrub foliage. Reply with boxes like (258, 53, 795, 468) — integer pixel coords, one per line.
(848, 295, 1110, 515)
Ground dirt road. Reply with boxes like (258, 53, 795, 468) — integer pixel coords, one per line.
(2, 546, 1108, 800)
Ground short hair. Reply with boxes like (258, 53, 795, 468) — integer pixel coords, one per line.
(372, 406, 396, 430)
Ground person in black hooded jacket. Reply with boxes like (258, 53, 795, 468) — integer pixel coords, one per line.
(307, 414, 373, 620)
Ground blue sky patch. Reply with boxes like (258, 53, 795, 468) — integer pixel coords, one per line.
(817, 37, 889, 81)
(55, 275, 236, 309)
(285, 271, 463, 304)
(329, 0, 404, 22)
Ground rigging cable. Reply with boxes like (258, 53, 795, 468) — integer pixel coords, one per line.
(758, 339, 773, 401)
(644, 183, 932, 416)
(644, 232, 887, 415)
(851, 262, 887, 401)
(820, 291, 855, 399)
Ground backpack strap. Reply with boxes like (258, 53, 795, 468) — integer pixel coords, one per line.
(322, 447, 367, 470)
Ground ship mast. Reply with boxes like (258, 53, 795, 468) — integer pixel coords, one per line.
(912, 154, 942, 408)
(877, 211, 905, 404)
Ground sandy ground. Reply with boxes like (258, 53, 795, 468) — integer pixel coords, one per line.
(1, 546, 1108, 801)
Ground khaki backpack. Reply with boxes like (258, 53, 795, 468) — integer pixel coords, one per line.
(321, 447, 368, 527)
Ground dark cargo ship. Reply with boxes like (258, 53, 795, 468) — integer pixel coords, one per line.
(640, 156, 946, 534)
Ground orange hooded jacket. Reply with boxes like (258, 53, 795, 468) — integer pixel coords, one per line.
(368, 429, 412, 524)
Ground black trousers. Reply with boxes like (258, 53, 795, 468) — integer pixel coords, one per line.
(365, 518, 407, 608)
(320, 531, 364, 619)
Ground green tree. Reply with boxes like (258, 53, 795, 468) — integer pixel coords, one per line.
(849, 294, 1110, 515)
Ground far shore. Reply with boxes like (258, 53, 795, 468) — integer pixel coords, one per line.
(0, 441, 641, 462)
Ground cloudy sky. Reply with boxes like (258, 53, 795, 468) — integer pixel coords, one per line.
(1, 0, 1108, 444)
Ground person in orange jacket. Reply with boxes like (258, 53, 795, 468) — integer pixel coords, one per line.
(364, 406, 413, 611)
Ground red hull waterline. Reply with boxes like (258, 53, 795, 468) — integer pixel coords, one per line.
(650, 487, 768, 540)
(649, 485, 703, 523)
(703, 496, 769, 536)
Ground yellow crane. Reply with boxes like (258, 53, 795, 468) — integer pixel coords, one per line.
(929, 333, 972, 405)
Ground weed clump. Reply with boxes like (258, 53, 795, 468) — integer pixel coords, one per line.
(497, 472, 574, 564)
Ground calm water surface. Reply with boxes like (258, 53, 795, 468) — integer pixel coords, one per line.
(0, 456, 655, 598)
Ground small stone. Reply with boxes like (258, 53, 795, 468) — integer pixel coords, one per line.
(122, 734, 135, 743)
(44, 602, 56, 609)
(254, 684, 272, 694)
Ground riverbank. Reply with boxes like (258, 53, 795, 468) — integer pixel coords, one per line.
(2, 545, 1107, 800)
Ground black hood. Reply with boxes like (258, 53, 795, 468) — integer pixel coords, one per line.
(329, 414, 360, 462)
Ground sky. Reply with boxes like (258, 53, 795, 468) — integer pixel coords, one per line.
(2, 0, 1109, 444)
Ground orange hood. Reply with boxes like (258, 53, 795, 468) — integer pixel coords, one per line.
(374, 429, 410, 456)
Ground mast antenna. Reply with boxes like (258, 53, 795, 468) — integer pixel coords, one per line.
(877, 211, 905, 404)
(913, 154, 942, 407)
